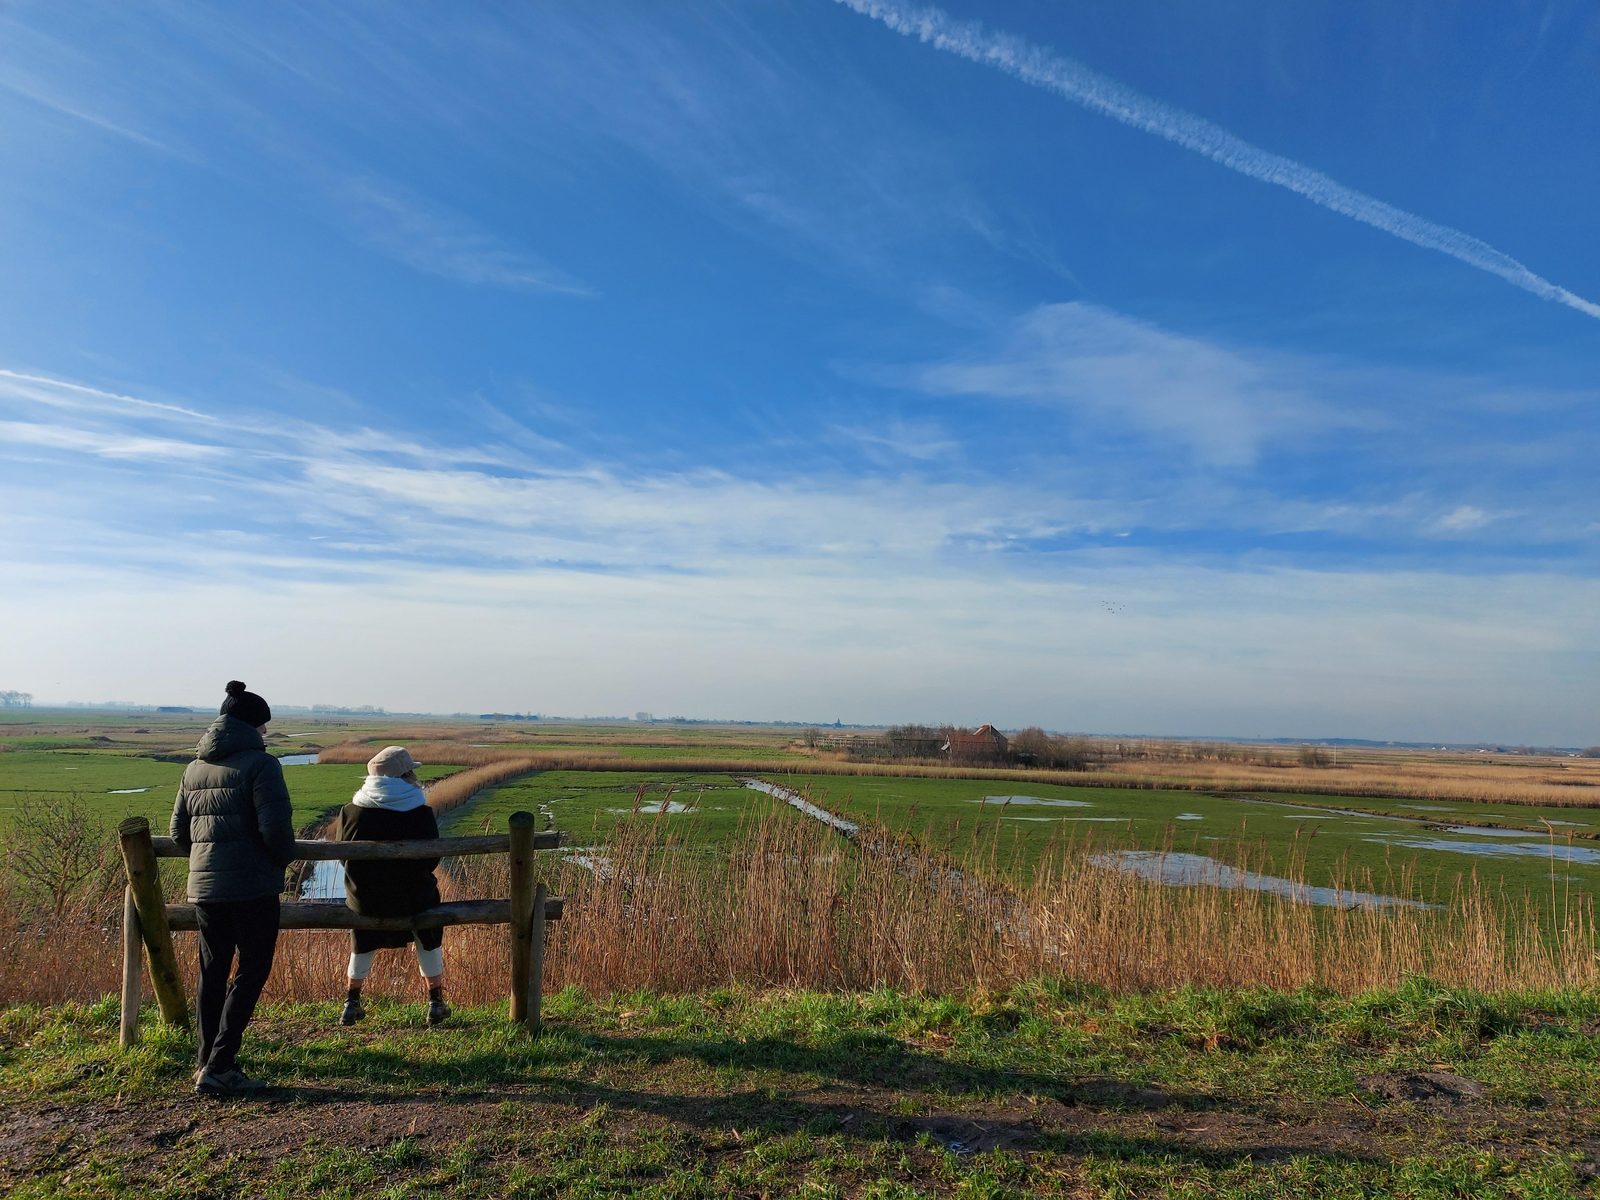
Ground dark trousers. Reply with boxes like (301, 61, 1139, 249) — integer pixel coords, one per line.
(194, 894, 280, 1073)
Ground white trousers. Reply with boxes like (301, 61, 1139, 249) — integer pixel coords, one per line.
(347, 936, 443, 981)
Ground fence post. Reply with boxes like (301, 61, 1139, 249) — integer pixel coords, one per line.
(119, 887, 142, 1048)
(508, 811, 535, 1025)
(117, 817, 190, 1029)
(530, 882, 548, 1035)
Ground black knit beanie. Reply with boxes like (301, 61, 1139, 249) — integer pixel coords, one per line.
(219, 680, 272, 727)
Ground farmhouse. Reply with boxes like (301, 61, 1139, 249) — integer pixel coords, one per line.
(942, 723, 1009, 761)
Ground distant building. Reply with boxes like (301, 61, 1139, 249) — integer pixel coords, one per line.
(635, 712, 653, 723)
(942, 724, 1010, 761)
(156, 706, 195, 713)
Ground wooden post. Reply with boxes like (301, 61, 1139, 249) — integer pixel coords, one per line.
(116, 817, 190, 1029)
(508, 811, 535, 1025)
(119, 887, 142, 1049)
(529, 882, 548, 1035)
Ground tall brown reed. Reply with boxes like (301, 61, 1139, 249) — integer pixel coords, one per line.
(315, 739, 1600, 811)
(5, 807, 1595, 1007)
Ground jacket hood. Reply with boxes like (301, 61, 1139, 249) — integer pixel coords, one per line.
(352, 774, 429, 812)
(194, 715, 266, 763)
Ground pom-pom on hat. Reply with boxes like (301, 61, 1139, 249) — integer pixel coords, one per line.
(219, 680, 272, 728)
(367, 746, 421, 777)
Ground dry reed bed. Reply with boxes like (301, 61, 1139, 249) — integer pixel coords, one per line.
(3, 811, 1593, 1008)
(316, 740, 1600, 810)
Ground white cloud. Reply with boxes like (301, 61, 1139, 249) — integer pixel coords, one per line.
(1435, 505, 1493, 533)
(827, 418, 957, 462)
(0, 420, 224, 461)
(3, 364, 1596, 742)
(0, 368, 220, 426)
(912, 302, 1363, 467)
(334, 177, 594, 296)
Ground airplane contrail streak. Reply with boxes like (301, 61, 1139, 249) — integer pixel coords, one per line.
(837, 0, 1600, 321)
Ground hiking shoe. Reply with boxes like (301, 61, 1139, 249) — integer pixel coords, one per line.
(426, 998, 451, 1026)
(340, 997, 366, 1026)
(195, 1067, 265, 1097)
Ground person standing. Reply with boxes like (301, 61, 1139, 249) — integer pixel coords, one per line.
(334, 746, 450, 1027)
(169, 680, 295, 1096)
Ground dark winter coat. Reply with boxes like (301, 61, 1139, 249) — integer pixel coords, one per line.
(333, 801, 442, 918)
(169, 716, 296, 902)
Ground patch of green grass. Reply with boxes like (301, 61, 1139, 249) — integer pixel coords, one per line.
(3, 980, 1598, 1198)
(440, 770, 809, 850)
(765, 773, 1600, 912)
(0, 749, 454, 835)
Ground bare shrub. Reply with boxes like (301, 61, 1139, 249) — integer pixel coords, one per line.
(5, 794, 122, 918)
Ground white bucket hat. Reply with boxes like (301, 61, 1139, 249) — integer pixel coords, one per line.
(366, 745, 421, 777)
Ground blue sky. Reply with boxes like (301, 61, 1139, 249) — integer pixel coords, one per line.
(1, 1, 1596, 743)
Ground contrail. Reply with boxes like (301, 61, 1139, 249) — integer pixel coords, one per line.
(837, 0, 1600, 321)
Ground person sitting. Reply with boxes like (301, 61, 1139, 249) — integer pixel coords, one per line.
(333, 746, 449, 1026)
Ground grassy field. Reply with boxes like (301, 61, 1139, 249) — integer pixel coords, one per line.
(438, 769, 803, 848)
(769, 773, 1600, 907)
(2, 980, 1596, 1197)
(0, 750, 456, 835)
(13, 746, 1574, 917)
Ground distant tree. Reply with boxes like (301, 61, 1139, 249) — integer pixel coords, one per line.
(1010, 727, 1051, 763)
(884, 724, 945, 761)
(1298, 744, 1333, 768)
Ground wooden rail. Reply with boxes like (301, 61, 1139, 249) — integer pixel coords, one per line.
(163, 898, 564, 930)
(149, 832, 564, 859)
(117, 812, 563, 1049)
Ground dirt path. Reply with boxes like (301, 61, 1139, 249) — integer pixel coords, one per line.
(3, 1064, 1593, 1190)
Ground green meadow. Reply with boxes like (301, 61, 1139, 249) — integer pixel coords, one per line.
(0, 749, 453, 835)
(4, 733, 1598, 918)
(439, 769, 805, 848)
(766, 773, 1600, 908)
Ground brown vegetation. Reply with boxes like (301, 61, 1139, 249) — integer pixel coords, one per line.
(3, 802, 1594, 1009)
(321, 737, 1600, 808)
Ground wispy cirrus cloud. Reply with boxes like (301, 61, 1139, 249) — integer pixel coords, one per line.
(4, 358, 1591, 580)
(828, 418, 957, 463)
(910, 302, 1368, 467)
(837, 0, 1600, 321)
(335, 178, 594, 297)
(4, 365, 1596, 740)
(0, 420, 224, 461)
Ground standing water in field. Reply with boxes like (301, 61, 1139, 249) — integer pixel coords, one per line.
(301, 860, 345, 899)
(977, 795, 1092, 808)
(743, 779, 860, 836)
(1091, 851, 1433, 910)
(1365, 836, 1600, 865)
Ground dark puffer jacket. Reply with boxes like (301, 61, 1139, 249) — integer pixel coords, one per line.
(334, 803, 441, 918)
(169, 716, 296, 902)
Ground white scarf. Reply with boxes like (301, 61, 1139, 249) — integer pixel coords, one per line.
(351, 774, 428, 812)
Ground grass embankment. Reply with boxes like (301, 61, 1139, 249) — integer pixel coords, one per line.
(2, 980, 1596, 1197)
